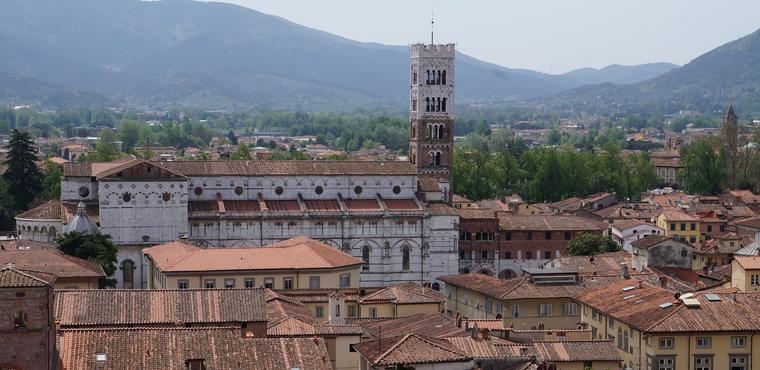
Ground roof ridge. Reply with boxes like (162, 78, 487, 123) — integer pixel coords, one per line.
(374, 333, 415, 363)
(0, 266, 54, 285)
(644, 302, 684, 332)
(500, 276, 528, 299)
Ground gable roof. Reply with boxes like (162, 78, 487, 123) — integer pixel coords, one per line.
(353, 333, 471, 366)
(15, 200, 63, 220)
(0, 265, 55, 287)
(55, 288, 267, 326)
(437, 273, 524, 299)
(630, 235, 677, 249)
(357, 285, 444, 305)
(361, 313, 466, 340)
(143, 236, 363, 272)
(96, 158, 187, 179)
(265, 289, 316, 325)
(545, 251, 631, 276)
(498, 215, 607, 231)
(58, 327, 333, 370)
(734, 256, 760, 270)
(267, 317, 363, 336)
(0, 249, 104, 279)
(531, 340, 622, 362)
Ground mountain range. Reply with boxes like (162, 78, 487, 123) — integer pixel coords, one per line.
(0, 0, 681, 110)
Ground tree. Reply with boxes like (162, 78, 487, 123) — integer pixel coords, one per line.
(227, 130, 238, 145)
(679, 138, 726, 194)
(56, 232, 118, 287)
(41, 160, 62, 201)
(2, 129, 43, 210)
(94, 129, 121, 162)
(231, 143, 252, 160)
(566, 232, 621, 256)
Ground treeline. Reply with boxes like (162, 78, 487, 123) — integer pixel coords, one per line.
(453, 143, 658, 203)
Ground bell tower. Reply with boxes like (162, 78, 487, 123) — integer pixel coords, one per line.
(408, 42, 455, 199)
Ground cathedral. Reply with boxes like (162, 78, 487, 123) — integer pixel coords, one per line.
(15, 41, 461, 289)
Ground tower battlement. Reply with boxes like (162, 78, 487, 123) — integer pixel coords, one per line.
(410, 43, 456, 58)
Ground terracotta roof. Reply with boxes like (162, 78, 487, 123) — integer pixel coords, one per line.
(265, 289, 316, 325)
(159, 160, 418, 176)
(427, 201, 459, 216)
(303, 199, 341, 212)
(549, 197, 582, 211)
(610, 219, 655, 231)
(734, 256, 760, 270)
(353, 333, 471, 366)
(452, 194, 473, 203)
(737, 216, 760, 229)
(457, 208, 498, 219)
(223, 199, 262, 213)
(463, 319, 506, 331)
(275, 288, 373, 303)
(15, 200, 62, 220)
(726, 205, 757, 218)
(265, 199, 301, 212)
(0, 265, 55, 287)
(648, 266, 715, 293)
(546, 251, 631, 276)
(397, 282, 447, 301)
(58, 327, 332, 370)
(646, 292, 760, 333)
(583, 192, 614, 204)
(0, 249, 104, 279)
(531, 340, 622, 362)
(55, 288, 267, 326)
(477, 199, 511, 212)
(143, 236, 363, 272)
(419, 176, 441, 192)
(383, 199, 420, 211)
(344, 198, 381, 211)
(630, 235, 673, 249)
(357, 285, 444, 305)
(362, 313, 466, 340)
(499, 215, 607, 231)
(267, 317, 363, 336)
(437, 273, 523, 299)
(658, 208, 699, 221)
(0, 240, 57, 251)
(445, 336, 520, 358)
(728, 189, 760, 204)
(573, 280, 680, 331)
(652, 158, 682, 168)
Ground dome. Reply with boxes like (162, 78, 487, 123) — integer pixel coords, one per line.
(63, 201, 99, 235)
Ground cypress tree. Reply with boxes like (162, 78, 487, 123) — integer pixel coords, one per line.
(2, 129, 43, 210)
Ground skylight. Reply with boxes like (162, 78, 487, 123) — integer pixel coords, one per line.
(659, 302, 673, 308)
(622, 286, 636, 292)
(704, 294, 721, 302)
(623, 295, 636, 300)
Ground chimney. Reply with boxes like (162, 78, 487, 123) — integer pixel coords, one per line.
(480, 328, 490, 341)
(470, 323, 479, 339)
(620, 263, 630, 279)
(659, 276, 667, 288)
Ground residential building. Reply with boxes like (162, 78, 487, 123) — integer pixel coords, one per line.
(630, 235, 693, 271)
(575, 280, 760, 370)
(655, 209, 701, 244)
(652, 157, 682, 186)
(731, 256, 760, 293)
(610, 219, 664, 252)
(356, 284, 444, 318)
(0, 248, 104, 289)
(693, 233, 744, 270)
(529, 340, 622, 370)
(354, 333, 474, 369)
(143, 236, 363, 290)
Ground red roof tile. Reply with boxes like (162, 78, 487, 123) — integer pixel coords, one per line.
(357, 285, 444, 305)
(734, 256, 760, 270)
(0, 265, 55, 287)
(499, 215, 607, 231)
(383, 198, 421, 211)
(362, 313, 467, 340)
(15, 200, 62, 220)
(0, 249, 104, 279)
(354, 334, 471, 366)
(304, 199, 341, 212)
(267, 317, 363, 336)
(344, 198, 381, 211)
(531, 340, 622, 362)
(265, 199, 301, 212)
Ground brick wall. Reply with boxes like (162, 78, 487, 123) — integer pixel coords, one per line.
(0, 286, 55, 370)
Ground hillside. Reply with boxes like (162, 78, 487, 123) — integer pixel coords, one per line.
(546, 28, 760, 113)
(0, 0, 675, 109)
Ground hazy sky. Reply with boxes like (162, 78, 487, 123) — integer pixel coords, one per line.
(218, 0, 760, 74)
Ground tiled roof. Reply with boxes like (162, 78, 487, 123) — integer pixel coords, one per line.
(477, 199, 511, 212)
(362, 313, 466, 340)
(437, 274, 523, 299)
(265, 199, 301, 212)
(15, 200, 63, 220)
(583, 192, 614, 204)
(728, 189, 760, 204)
(630, 235, 673, 249)
(445, 336, 519, 358)
(265, 289, 316, 325)
(419, 176, 441, 192)
(54, 289, 267, 326)
(143, 236, 363, 272)
(498, 215, 607, 231)
(652, 158, 682, 168)
(354, 333, 471, 366)
(531, 340, 622, 362)
(159, 160, 418, 176)
(0, 249, 104, 279)
(452, 194, 473, 203)
(462, 319, 506, 331)
(457, 208, 498, 219)
(275, 288, 375, 303)
(397, 282, 447, 301)
(734, 256, 760, 270)
(0, 265, 55, 287)
(648, 266, 715, 293)
(427, 202, 459, 216)
(546, 251, 631, 276)
(0, 240, 57, 251)
(737, 216, 760, 229)
(303, 199, 341, 212)
(267, 317, 363, 336)
(58, 327, 333, 370)
(383, 199, 420, 211)
(357, 285, 444, 305)
(658, 208, 699, 221)
(726, 206, 757, 219)
(646, 292, 760, 333)
(344, 198, 381, 211)
(549, 197, 582, 211)
(610, 219, 655, 231)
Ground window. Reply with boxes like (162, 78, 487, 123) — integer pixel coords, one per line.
(283, 277, 294, 290)
(511, 305, 521, 318)
(481, 250, 488, 259)
(274, 186, 284, 195)
(670, 223, 676, 231)
(315, 186, 324, 195)
(544, 251, 551, 259)
(315, 306, 324, 318)
(308, 276, 321, 289)
(690, 237, 697, 244)
(354, 186, 363, 195)
(527, 231, 533, 240)
(340, 274, 351, 288)
(505, 232, 512, 240)
(194, 186, 203, 195)
(495, 302, 502, 314)
(14, 311, 27, 329)
(78, 186, 90, 197)
(695, 356, 713, 370)
(264, 278, 274, 289)
(122, 192, 132, 202)
(347, 304, 358, 317)
(121, 259, 135, 289)
(608, 317, 614, 328)
(563, 302, 577, 315)
(564, 231, 571, 240)
(244, 279, 255, 288)
(393, 185, 401, 194)
(178, 280, 189, 289)
(162, 192, 172, 201)
(695, 337, 712, 348)
(362, 246, 370, 270)
(369, 307, 377, 318)
(751, 274, 759, 286)
(402, 245, 411, 270)
(707, 225, 713, 233)
(681, 249, 688, 257)
(204, 279, 216, 289)
(224, 279, 235, 289)
(691, 223, 696, 231)
(658, 337, 674, 349)
(655, 356, 675, 370)
(730, 355, 748, 370)
(545, 231, 552, 240)
(680, 223, 686, 231)
(539, 304, 552, 316)
(526, 251, 532, 260)
(505, 251, 512, 259)
(732, 336, 747, 348)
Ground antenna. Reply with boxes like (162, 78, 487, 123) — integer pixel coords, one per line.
(430, 9, 435, 44)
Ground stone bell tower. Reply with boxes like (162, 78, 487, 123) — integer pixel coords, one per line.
(408, 41, 455, 200)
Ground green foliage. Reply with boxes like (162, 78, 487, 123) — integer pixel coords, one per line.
(56, 232, 118, 287)
(231, 143, 252, 160)
(2, 129, 43, 210)
(566, 233, 621, 256)
(41, 160, 62, 201)
(92, 129, 121, 162)
(679, 138, 726, 194)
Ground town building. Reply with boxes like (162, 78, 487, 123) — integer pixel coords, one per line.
(0, 248, 104, 289)
(731, 256, 760, 293)
(630, 235, 693, 271)
(610, 219, 664, 252)
(143, 236, 364, 290)
(655, 209, 701, 244)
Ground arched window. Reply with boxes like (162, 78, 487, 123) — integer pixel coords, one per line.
(426, 70, 430, 84)
(436, 98, 441, 112)
(425, 97, 430, 112)
(442, 98, 447, 112)
(623, 329, 629, 351)
(122, 259, 135, 289)
(438, 125, 444, 139)
(428, 124, 434, 139)
(434, 151, 442, 166)
(436, 70, 441, 84)
(402, 245, 410, 271)
(442, 70, 447, 84)
(362, 246, 370, 271)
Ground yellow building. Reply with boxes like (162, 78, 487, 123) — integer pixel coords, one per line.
(656, 209, 700, 244)
(438, 270, 623, 331)
(575, 279, 760, 370)
(731, 256, 760, 293)
(143, 236, 363, 290)
(356, 284, 444, 318)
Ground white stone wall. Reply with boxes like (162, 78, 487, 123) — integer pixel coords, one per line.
(15, 219, 62, 243)
(61, 177, 99, 203)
